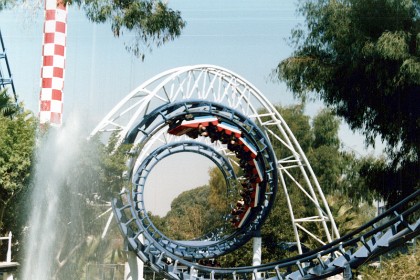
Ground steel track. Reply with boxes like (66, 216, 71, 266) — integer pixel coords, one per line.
(89, 64, 418, 279)
(113, 189, 419, 280)
(112, 99, 419, 279)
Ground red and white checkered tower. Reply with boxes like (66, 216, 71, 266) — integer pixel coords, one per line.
(39, 0, 67, 126)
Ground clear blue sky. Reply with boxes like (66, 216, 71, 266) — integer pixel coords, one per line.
(0, 0, 382, 215)
(1, 0, 301, 123)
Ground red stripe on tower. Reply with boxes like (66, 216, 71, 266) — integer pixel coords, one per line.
(39, 0, 67, 126)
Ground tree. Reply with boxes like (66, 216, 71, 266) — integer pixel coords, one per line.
(307, 109, 341, 193)
(269, 105, 371, 202)
(325, 194, 376, 235)
(158, 185, 212, 240)
(1, 0, 186, 60)
(312, 108, 340, 150)
(0, 108, 36, 235)
(259, 105, 376, 259)
(275, 0, 420, 206)
(153, 168, 232, 240)
(67, 0, 186, 59)
(0, 89, 17, 117)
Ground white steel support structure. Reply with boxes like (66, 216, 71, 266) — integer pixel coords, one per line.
(91, 65, 340, 254)
(252, 234, 262, 280)
(0, 232, 17, 280)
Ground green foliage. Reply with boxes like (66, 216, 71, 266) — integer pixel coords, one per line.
(274, 104, 312, 153)
(0, 89, 18, 118)
(0, 108, 35, 264)
(326, 194, 376, 235)
(307, 145, 341, 192)
(153, 168, 231, 241)
(158, 185, 214, 240)
(359, 156, 419, 206)
(358, 246, 420, 280)
(216, 240, 253, 268)
(66, 0, 186, 59)
(259, 187, 308, 262)
(312, 109, 340, 149)
(336, 153, 378, 204)
(306, 109, 342, 194)
(276, 0, 420, 205)
(0, 108, 36, 231)
(270, 105, 373, 203)
(208, 165, 236, 214)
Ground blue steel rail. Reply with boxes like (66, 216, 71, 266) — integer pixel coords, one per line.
(114, 189, 419, 280)
(112, 99, 420, 280)
(131, 140, 238, 256)
(119, 100, 278, 260)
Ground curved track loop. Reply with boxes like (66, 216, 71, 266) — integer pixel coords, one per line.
(114, 189, 419, 280)
(130, 140, 237, 244)
(91, 65, 340, 251)
(124, 100, 278, 259)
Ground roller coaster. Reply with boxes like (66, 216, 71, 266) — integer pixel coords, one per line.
(91, 65, 420, 279)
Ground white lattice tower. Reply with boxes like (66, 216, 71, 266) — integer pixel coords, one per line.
(39, 0, 67, 126)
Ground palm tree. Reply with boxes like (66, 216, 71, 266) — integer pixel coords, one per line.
(0, 88, 17, 117)
(326, 194, 376, 235)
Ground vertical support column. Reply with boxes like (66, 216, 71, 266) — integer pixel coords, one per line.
(2, 272, 13, 280)
(39, 0, 67, 126)
(124, 235, 144, 280)
(6, 232, 12, 263)
(252, 232, 262, 280)
(343, 264, 353, 280)
(3, 232, 13, 280)
(124, 251, 144, 280)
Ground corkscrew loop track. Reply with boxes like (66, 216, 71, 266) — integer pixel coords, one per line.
(90, 65, 419, 279)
